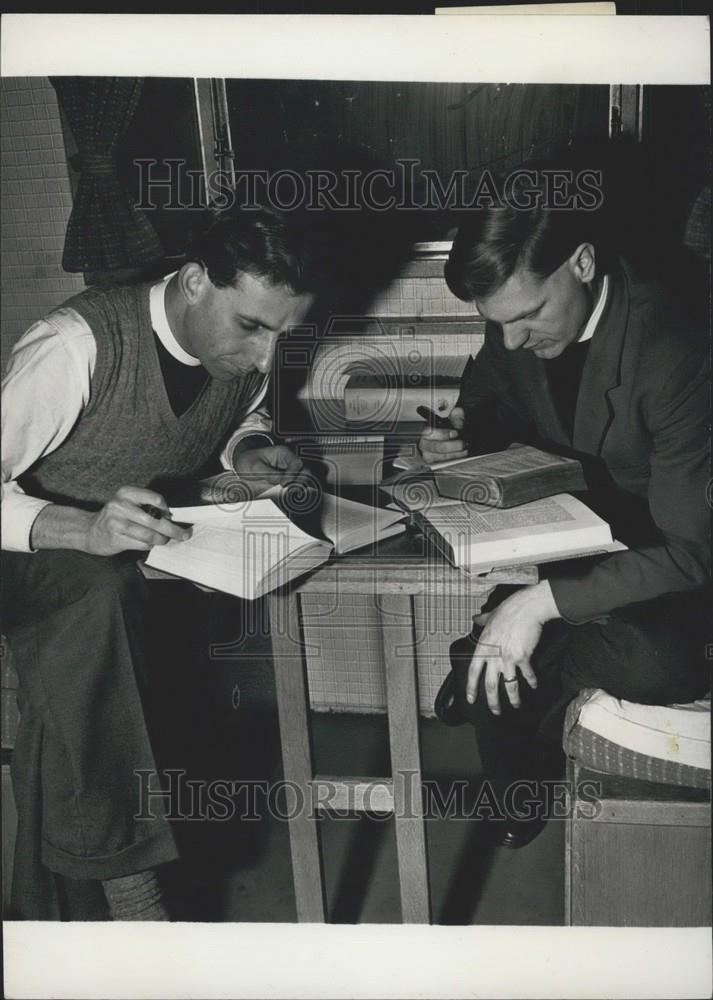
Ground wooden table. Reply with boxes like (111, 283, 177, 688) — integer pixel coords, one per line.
(267, 530, 537, 924)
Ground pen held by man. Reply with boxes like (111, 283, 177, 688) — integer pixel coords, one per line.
(418, 404, 469, 465)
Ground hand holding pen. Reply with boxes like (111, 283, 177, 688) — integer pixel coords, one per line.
(141, 502, 193, 533)
(417, 405, 468, 466)
(78, 486, 192, 557)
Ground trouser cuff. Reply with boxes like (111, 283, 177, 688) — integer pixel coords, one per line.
(41, 823, 179, 881)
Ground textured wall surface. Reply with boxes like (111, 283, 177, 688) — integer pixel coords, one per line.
(303, 593, 483, 717)
(1, 77, 84, 365)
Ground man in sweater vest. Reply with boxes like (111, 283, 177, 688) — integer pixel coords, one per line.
(420, 169, 710, 848)
(1, 207, 326, 919)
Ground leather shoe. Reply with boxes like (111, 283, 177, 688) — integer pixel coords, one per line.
(434, 670, 467, 727)
(493, 816, 547, 850)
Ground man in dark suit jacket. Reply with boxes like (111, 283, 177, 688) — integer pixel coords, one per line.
(420, 171, 710, 847)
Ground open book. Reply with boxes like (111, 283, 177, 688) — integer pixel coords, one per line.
(417, 492, 625, 574)
(432, 445, 587, 508)
(144, 493, 406, 599)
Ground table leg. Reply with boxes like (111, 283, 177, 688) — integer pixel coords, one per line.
(268, 590, 327, 922)
(379, 593, 432, 924)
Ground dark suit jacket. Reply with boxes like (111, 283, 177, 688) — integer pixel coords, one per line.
(457, 260, 710, 624)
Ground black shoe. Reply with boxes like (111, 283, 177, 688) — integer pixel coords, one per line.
(493, 816, 547, 850)
(434, 670, 467, 727)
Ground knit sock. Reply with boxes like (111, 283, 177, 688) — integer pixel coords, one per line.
(101, 869, 170, 921)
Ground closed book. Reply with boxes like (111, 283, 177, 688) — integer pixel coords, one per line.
(433, 444, 587, 508)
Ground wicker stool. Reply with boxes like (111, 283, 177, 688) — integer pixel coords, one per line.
(563, 688, 711, 926)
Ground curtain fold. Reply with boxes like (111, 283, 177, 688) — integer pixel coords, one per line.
(51, 77, 164, 273)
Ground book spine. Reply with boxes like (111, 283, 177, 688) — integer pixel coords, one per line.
(434, 472, 502, 506)
(499, 463, 587, 507)
(461, 475, 502, 506)
(390, 476, 442, 512)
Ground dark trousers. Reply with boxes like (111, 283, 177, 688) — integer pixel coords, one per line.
(449, 588, 712, 806)
(2, 550, 181, 919)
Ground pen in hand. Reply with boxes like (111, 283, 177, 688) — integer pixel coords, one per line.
(417, 403, 468, 466)
(416, 405, 452, 429)
(141, 503, 168, 521)
(141, 504, 193, 532)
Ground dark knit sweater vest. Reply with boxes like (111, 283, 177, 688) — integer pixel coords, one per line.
(20, 282, 264, 509)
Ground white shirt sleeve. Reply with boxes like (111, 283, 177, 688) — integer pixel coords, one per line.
(219, 375, 274, 471)
(2, 294, 274, 547)
(1, 308, 96, 552)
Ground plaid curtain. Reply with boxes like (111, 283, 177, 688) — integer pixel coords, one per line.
(51, 77, 164, 272)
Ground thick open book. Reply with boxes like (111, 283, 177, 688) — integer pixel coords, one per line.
(432, 445, 587, 507)
(417, 492, 626, 574)
(144, 493, 406, 599)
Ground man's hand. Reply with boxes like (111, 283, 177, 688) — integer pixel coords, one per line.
(418, 406, 469, 466)
(233, 444, 307, 498)
(30, 486, 192, 556)
(85, 487, 192, 555)
(466, 582, 560, 715)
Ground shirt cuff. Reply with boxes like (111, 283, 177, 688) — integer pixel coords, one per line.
(220, 410, 274, 471)
(1, 492, 52, 552)
(539, 578, 561, 621)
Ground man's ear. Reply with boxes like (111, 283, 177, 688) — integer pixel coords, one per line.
(569, 243, 596, 285)
(177, 261, 210, 305)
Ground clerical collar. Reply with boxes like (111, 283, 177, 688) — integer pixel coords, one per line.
(576, 274, 609, 344)
(150, 272, 202, 366)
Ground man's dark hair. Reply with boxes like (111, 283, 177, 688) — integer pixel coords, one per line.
(445, 164, 612, 302)
(185, 205, 329, 296)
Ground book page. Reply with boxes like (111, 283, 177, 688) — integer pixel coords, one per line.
(145, 499, 330, 598)
(319, 493, 405, 553)
(392, 452, 430, 472)
(286, 434, 384, 455)
(432, 445, 574, 475)
(427, 495, 577, 534)
(421, 493, 613, 570)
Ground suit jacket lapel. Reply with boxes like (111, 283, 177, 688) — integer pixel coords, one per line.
(573, 262, 631, 455)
